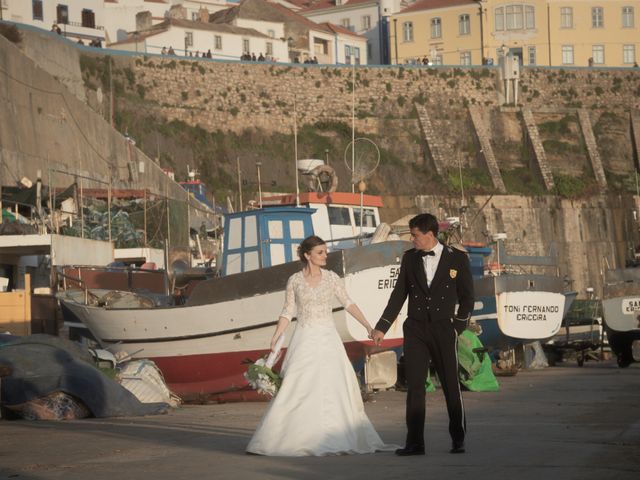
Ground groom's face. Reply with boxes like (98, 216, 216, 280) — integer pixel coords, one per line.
(410, 228, 437, 251)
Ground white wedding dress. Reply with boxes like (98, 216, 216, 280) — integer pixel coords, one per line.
(246, 269, 394, 456)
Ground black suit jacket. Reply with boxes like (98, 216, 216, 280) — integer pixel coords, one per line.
(375, 244, 475, 334)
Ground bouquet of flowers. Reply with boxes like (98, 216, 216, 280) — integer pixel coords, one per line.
(244, 335, 284, 397)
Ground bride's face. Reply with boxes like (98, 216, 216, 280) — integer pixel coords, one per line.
(306, 245, 327, 267)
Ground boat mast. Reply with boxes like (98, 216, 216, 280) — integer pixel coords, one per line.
(351, 62, 355, 194)
(294, 96, 300, 207)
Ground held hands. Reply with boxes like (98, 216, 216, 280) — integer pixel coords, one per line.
(369, 329, 385, 346)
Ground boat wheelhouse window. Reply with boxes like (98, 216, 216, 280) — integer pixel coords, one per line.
(353, 208, 377, 228)
(289, 219, 305, 238)
(244, 251, 259, 271)
(228, 217, 242, 249)
(245, 215, 258, 246)
(269, 244, 286, 265)
(226, 253, 241, 275)
(267, 219, 284, 239)
(328, 206, 351, 226)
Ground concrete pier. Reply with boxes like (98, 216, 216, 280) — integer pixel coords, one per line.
(1, 361, 638, 479)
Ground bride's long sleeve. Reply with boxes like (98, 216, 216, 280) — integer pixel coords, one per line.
(279, 275, 297, 321)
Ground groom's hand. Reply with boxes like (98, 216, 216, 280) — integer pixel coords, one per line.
(370, 329, 385, 346)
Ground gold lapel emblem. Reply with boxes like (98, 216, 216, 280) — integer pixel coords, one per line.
(450, 269, 458, 279)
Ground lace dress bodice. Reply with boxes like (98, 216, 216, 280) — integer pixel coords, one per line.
(279, 270, 353, 327)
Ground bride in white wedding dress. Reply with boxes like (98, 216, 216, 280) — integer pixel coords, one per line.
(246, 236, 396, 456)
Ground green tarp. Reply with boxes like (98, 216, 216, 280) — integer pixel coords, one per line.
(457, 330, 500, 392)
(425, 330, 499, 392)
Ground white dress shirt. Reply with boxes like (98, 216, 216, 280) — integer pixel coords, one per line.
(422, 241, 444, 287)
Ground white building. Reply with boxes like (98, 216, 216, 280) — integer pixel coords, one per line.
(1, 0, 106, 43)
(299, 0, 403, 64)
(210, 0, 368, 64)
(110, 17, 288, 61)
(316, 21, 367, 64)
(104, 0, 233, 44)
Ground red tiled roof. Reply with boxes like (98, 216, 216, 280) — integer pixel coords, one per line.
(319, 22, 366, 38)
(399, 0, 476, 15)
(300, 0, 376, 13)
(109, 17, 269, 46)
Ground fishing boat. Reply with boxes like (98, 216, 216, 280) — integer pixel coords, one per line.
(601, 262, 640, 367)
(59, 190, 410, 402)
(445, 226, 568, 370)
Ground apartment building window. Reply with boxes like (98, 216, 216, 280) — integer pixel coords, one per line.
(560, 7, 573, 28)
(214, 35, 222, 50)
(32, 0, 43, 21)
(56, 4, 69, 24)
(354, 47, 361, 65)
(268, 29, 275, 38)
(431, 17, 441, 38)
(266, 42, 273, 56)
(623, 44, 636, 63)
(243, 39, 250, 54)
(433, 54, 443, 65)
(81, 9, 95, 29)
(345, 45, 352, 64)
(341, 18, 350, 29)
(592, 7, 604, 28)
(403, 21, 413, 42)
(185, 32, 193, 47)
(367, 41, 372, 60)
(460, 51, 471, 65)
(495, 4, 535, 31)
(528, 46, 536, 65)
(622, 6, 634, 27)
(525, 6, 535, 28)
(362, 15, 371, 31)
(459, 14, 470, 35)
(592, 45, 604, 64)
(561, 45, 574, 65)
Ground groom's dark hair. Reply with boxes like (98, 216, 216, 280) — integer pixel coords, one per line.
(409, 213, 439, 236)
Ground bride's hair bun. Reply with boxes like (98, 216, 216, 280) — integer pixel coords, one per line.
(298, 235, 326, 264)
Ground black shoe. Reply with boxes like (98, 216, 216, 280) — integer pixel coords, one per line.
(449, 441, 465, 454)
(395, 444, 425, 456)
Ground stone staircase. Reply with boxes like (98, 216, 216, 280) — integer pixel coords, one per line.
(631, 111, 640, 170)
(468, 105, 506, 193)
(521, 108, 555, 191)
(577, 109, 608, 190)
(415, 104, 448, 177)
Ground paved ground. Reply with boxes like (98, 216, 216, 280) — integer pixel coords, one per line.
(1, 361, 639, 480)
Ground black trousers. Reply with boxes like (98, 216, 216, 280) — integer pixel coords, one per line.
(403, 319, 466, 447)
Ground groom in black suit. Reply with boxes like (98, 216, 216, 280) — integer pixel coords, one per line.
(371, 213, 474, 455)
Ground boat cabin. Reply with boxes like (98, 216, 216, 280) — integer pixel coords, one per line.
(261, 192, 382, 250)
(222, 207, 315, 275)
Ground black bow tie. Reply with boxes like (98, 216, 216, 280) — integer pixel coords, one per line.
(419, 250, 435, 257)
